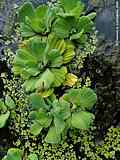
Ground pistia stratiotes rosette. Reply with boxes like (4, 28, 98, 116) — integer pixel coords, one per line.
(29, 87, 97, 144)
(13, 34, 76, 96)
(18, 0, 96, 42)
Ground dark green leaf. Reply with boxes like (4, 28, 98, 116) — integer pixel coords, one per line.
(18, 2, 35, 23)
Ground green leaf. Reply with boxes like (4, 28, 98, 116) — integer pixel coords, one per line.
(45, 126, 61, 144)
(27, 37, 46, 59)
(18, 2, 35, 23)
(23, 78, 39, 93)
(30, 109, 52, 128)
(63, 87, 97, 110)
(71, 111, 95, 129)
(63, 43, 75, 64)
(38, 89, 54, 98)
(2, 148, 22, 160)
(54, 116, 65, 134)
(53, 17, 71, 38)
(59, 0, 84, 18)
(52, 67, 67, 87)
(0, 100, 7, 112)
(52, 99, 71, 120)
(78, 87, 97, 110)
(5, 96, 16, 109)
(36, 69, 54, 90)
(29, 93, 48, 110)
(37, 110, 52, 128)
(20, 23, 35, 38)
(77, 16, 93, 33)
(0, 111, 10, 128)
(30, 121, 43, 136)
(28, 153, 38, 160)
(48, 49, 63, 67)
(87, 12, 96, 20)
(63, 88, 80, 105)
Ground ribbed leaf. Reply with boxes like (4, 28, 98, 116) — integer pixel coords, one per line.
(77, 16, 93, 33)
(48, 49, 63, 67)
(63, 43, 75, 64)
(59, 0, 84, 18)
(64, 73, 78, 87)
(27, 37, 46, 59)
(29, 93, 47, 110)
(53, 17, 71, 38)
(23, 78, 39, 93)
(78, 87, 97, 110)
(30, 121, 43, 136)
(52, 67, 67, 87)
(45, 126, 61, 144)
(71, 111, 95, 129)
(54, 116, 65, 134)
(18, 2, 35, 23)
(20, 23, 35, 38)
(63, 87, 97, 110)
(36, 69, 54, 90)
(52, 99, 71, 120)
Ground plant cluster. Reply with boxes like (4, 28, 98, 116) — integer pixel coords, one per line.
(1, 0, 98, 159)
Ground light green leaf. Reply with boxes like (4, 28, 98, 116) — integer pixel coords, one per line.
(0, 111, 10, 128)
(54, 116, 65, 134)
(28, 153, 38, 160)
(78, 87, 97, 110)
(2, 148, 22, 160)
(59, 0, 84, 18)
(71, 111, 95, 129)
(36, 69, 54, 90)
(20, 23, 35, 38)
(5, 96, 16, 109)
(45, 126, 61, 144)
(52, 67, 67, 87)
(48, 49, 63, 67)
(52, 99, 71, 120)
(53, 17, 71, 38)
(30, 121, 43, 136)
(37, 110, 52, 128)
(63, 87, 97, 110)
(23, 78, 39, 93)
(27, 37, 46, 59)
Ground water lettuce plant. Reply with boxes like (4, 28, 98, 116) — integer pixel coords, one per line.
(13, 34, 76, 95)
(18, 0, 96, 43)
(29, 87, 96, 144)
